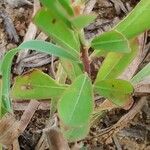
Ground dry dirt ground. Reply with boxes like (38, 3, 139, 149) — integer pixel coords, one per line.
(0, 0, 150, 149)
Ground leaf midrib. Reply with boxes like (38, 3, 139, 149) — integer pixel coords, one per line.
(68, 76, 87, 124)
(21, 84, 67, 90)
(95, 85, 131, 94)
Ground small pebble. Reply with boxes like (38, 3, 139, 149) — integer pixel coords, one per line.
(6, 43, 17, 49)
(19, 7, 25, 13)
(19, 29, 25, 37)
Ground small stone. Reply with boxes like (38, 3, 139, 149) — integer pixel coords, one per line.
(18, 7, 25, 13)
(6, 0, 33, 8)
(6, 43, 16, 49)
(19, 29, 25, 37)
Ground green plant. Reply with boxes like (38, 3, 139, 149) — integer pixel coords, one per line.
(0, 0, 150, 143)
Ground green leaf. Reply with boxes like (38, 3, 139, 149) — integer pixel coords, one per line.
(61, 59, 83, 81)
(0, 60, 2, 75)
(11, 69, 67, 100)
(80, 146, 88, 150)
(58, 74, 93, 127)
(1, 39, 80, 116)
(95, 39, 139, 83)
(57, 0, 74, 16)
(131, 62, 150, 84)
(71, 14, 96, 29)
(63, 124, 90, 142)
(114, 0, 150, 39)
(91, 30, 130, 53)
(58, 74, 93, 141)
(94, 79, 133, 106)
(1, 49, 18, 114)
(34, 8, 80, 53)
(0, 80, 3, 117)
(40, 0, 71, 26)
(19, 40, 80, 62)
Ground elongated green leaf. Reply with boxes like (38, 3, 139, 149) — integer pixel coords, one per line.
(95, 39, 139, 83)
(71, 14, 96, 29)
(0, 80, 3, 117)
(1, 49, 18, 114)
(34, 8, 80, 53)
(131, 62, 150, 84)
(11, 69, 67, 100)
(61, 59, 83, 81)
(94, 79, 133, 106)
(57, 0, 74, 16)
(40, 0, 71, 26)
(0, 39, 80, 116)
(91, 30, 130, 53)
(58, 74, 93, 127)
(19, 40, 80, 62)
(114, 0, 150, 39)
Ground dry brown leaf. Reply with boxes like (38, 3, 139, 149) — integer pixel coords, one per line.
(45, 127, 70, 150)
(0, 114, 19, 147)
(120, 34, 147, 80)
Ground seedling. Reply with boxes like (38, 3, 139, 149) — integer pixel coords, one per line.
(0, 0, 150, 144)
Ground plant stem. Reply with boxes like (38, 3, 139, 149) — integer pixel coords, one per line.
(81, 46, 90, 75)
(79, 30, 91, 75)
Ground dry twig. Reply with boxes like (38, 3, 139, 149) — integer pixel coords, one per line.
(16, 0, 40, 74)
(110, 0, 128, 14)
(0, 100, 39, 148)
(0, 10, 19, 43)
(93, 96, 147, 142)
(6, 0, 33, 8)
(13, 100, 50, 111)
(18, 100, 40, 133)
(113, 135, 122, 150)
(35, 117, 70, 150)
(120, 33, 148, 80)
(83, 0, 96, 14)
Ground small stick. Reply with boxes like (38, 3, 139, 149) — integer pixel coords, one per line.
(18, 100, 40, 133)
(110, 0, 128, 14)
(12, 139, 20, 150)
(35, 117, 70, 150)
(13, 101, 50, 111)
(16, 0, 41, 74)
(45, 127, 70, 150)
(83, 0, 96, 14)
(113, 135, 122, 150)
(0, 10, 19, 43)
(120, 33, 147, 80)
(93, 96, 147, 142)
